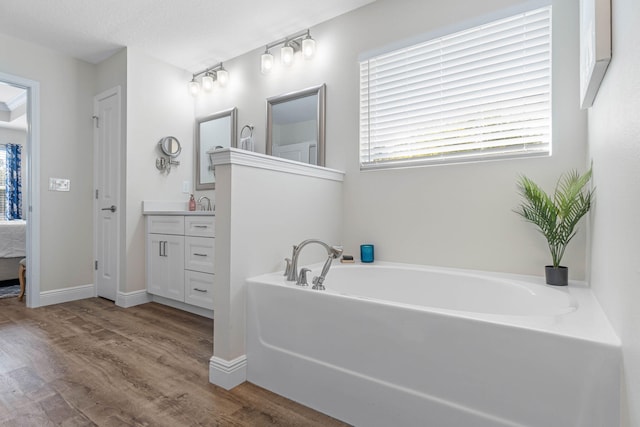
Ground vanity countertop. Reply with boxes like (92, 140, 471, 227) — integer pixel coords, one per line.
(142, 200, 214, 216)
(143, 210, 214, 216)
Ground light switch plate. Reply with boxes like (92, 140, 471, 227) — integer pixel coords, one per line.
(182, 180, 191, 194)
(49, 177, 70, 192)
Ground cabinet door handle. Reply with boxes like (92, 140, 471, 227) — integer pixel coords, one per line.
(193, 253, 207, 257)
(162, 241, 168, 257)
(194, 225, 208, 229)
(159, 241, 163, 257)
(194, 288, 208, 293)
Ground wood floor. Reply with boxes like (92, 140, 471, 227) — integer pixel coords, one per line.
(0, 297, 349, 427)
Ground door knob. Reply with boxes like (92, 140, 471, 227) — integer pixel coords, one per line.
(101, 205, 117, 212)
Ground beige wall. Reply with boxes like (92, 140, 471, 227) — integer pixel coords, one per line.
(0, 32, 95, 292)
(586, 0, 640, 424)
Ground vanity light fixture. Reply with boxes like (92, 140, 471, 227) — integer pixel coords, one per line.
(302, 31, 316, 59)
(188, 78, 201, 96)
(260, 29, 316, 74)
(217, 66, 229, 86)
(187, 62, 229, 96)
(261, 49, 274, 74)
(201, 72, 215, 92)
(281, 42, 296, 66)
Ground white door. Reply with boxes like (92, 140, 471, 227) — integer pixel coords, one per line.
(94, 87, 121, 301)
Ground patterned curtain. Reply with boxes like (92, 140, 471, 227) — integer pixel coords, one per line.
(5, 144, 22, 220)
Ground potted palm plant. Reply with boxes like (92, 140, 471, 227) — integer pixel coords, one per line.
(515, 168, 594, 286)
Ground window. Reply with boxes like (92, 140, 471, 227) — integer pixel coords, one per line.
(359, 6, 552, 169)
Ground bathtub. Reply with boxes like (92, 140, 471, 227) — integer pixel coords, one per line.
(246, 262, 620, 427)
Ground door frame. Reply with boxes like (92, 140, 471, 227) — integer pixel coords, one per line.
(93, 86, 123, 303)
(0, 71, 41, 308)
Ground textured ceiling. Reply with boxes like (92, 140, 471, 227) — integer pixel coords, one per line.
(0, 0, 375, 73)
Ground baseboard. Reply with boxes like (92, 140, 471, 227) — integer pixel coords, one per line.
(209, 355, 247, 390)
(151, 295, 214, 319)
(116, 290, 152, 308)
(39, 283, 95, 307)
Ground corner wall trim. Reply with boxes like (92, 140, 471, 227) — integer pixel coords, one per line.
(209, 355, 247, 390)
(39, 284, 95, 307)
(116, 290, 152, 308)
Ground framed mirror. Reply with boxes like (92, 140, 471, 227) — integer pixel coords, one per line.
(266, 84, 326, 166)
(195, 107, 237, 190)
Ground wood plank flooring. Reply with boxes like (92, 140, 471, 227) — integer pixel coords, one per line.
(0, 297, 349, 426)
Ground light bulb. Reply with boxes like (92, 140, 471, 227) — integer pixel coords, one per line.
(217, 68, 229, 86)
(261, 51, 274, 74)
(188, 79, 200, 96)
(281, 44, 294, 66)
(202, 73, 214, 92)
(302, 36, 316, 59)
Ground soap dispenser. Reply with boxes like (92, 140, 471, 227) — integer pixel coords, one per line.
(188, 194, 196, 211)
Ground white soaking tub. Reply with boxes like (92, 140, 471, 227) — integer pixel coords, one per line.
(246, 262, 621, 427)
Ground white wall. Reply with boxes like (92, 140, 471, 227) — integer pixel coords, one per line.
(0, 128, 27, 146)
(339, 0, 588, 279)
(195, 0, 588, 280)
(125, 48, 194, 292)
(96, 48, 127, 95)
(0, 32, 95, 292)
(586, 0, 640, 425)
(212, 150, 343, 387)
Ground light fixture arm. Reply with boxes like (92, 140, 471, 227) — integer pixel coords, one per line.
(191, 62, 225, 81)
(264, 29, 310, 52)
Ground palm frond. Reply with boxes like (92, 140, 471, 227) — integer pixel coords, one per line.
(515, 168, 593, 267)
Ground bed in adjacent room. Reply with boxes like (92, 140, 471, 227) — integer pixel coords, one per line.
(0, 219, 26, 281)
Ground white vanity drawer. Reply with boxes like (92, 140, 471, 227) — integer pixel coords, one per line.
(147, 215, 185, 235)
(184, 270, 214, 309)
(185, 236, 215, 273)
(185, 216, 215, 237)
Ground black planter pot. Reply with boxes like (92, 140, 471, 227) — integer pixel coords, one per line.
(545, 266, 568, 286)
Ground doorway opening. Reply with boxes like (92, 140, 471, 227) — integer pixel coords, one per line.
(0, 71, 41, 307)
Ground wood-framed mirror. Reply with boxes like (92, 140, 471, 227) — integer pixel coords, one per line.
(266, 84, 326, 166)
(195, 107, 237, 190)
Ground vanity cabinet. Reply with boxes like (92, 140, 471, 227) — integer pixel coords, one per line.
(183, 216, 215, 308)
(145, 214, 215, 310)
(146, 216, 185, 301)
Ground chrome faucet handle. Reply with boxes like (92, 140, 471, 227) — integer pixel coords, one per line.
(297, 268, 311, 286)
(284, 258, 292, 277)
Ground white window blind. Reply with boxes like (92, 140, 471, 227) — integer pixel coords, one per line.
(360, 6, 552, 169)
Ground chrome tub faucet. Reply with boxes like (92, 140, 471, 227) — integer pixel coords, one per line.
(285, 239, 343, 290)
